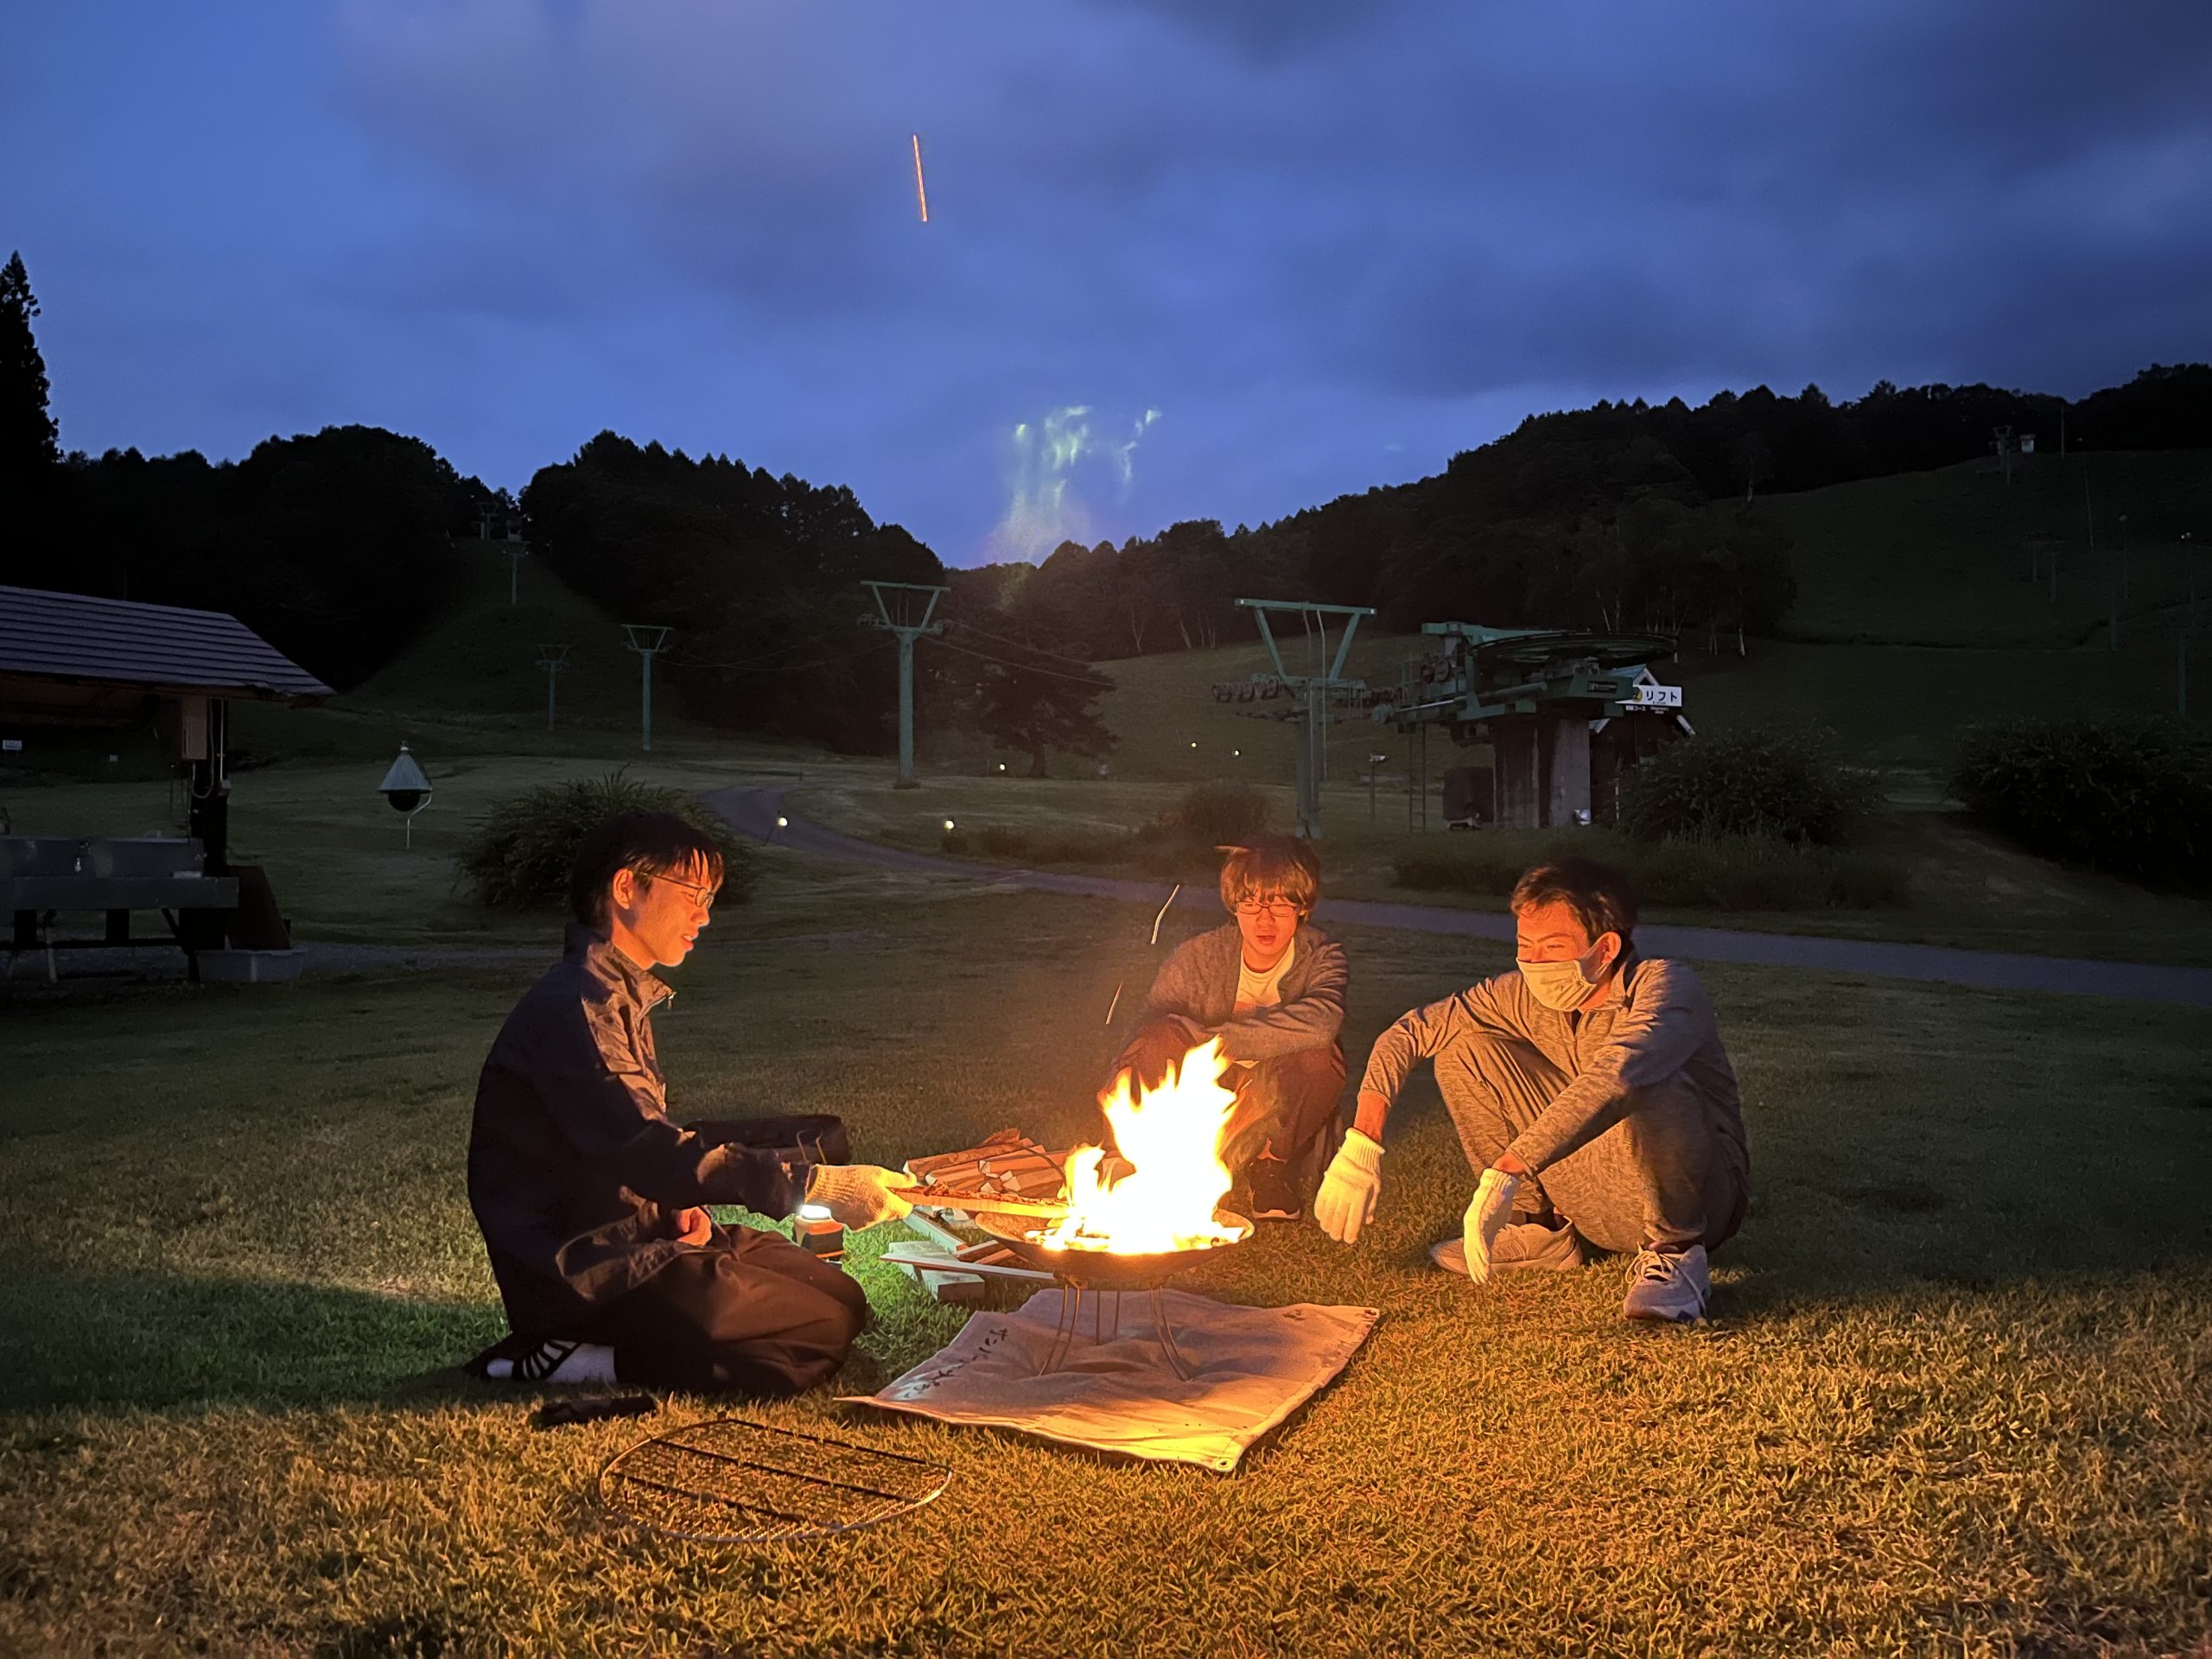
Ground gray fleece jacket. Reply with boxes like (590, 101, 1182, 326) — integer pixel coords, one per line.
(1358, 952, 1746, 1175)
(1136, 919, 1348, 1063)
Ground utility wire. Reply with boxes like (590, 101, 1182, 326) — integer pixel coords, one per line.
(943, 616, 1103, 670)
(932, 638, 1116, 686)
(668, 634, 894, 675)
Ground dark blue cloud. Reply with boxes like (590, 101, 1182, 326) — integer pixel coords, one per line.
(4, 0, 2207, 564)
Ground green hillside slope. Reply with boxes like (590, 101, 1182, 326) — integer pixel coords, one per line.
(1762, 448, 2211, 646)
(226, 539, 724, 762)
(349, 539, 655, 724)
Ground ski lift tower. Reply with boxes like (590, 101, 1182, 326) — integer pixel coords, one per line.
(1236, 598, 1376, 839)
(861, 581, 948, 789)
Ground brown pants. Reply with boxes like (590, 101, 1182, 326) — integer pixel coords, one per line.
(1109, 1017, 1346, 1182)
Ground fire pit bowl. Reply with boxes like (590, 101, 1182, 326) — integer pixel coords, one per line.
(973, 1206, 1254, 1380)
(975, 1206, 1254, 1291)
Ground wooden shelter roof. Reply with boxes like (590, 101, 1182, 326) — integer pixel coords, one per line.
(0, 585, 332, 703)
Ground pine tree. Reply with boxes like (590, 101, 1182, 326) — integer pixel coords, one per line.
(0, 251, 60, 481)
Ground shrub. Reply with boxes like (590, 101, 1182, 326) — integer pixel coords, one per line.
(939, 824, 1128, 866)
(1392, 829, 1908, 912)
(938, 785, 1274, 880)
(458, 769, 753, 911)
(1143, 783, 1272, 849)
(1953, 718, 2212, 886)
(1619, 728, 1883, 846)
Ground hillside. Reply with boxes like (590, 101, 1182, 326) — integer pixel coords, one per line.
(1087, 626, 2196, 780)
(1761, 448, 2210, 647)
(350, 539, 654, 725)
(1065, 450, 2210, 779)
(226, 539, 721, 763)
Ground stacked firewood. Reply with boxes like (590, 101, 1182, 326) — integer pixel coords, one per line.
(881, 1131, 1071, 1305)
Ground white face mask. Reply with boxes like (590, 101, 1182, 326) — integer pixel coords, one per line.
(1516, 939, 1613, 1010)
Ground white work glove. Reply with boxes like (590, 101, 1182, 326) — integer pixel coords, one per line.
(804, 1165, 914, 1230)
(1461, 1167, 1522, 1283)
(1314, 1130, 1385, 1244)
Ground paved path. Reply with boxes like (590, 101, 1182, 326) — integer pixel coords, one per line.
(709, 785, 2212, 1009)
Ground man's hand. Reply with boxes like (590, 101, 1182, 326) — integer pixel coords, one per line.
(1108, 1014, 1214, 1100)
(1314, 1129, 1385, 1244)
(804, 1165, 916, 1231)
(1461, 1167, 1522, 1283)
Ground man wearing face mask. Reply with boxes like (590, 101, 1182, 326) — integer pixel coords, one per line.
(1314, 856, 1748, 1322)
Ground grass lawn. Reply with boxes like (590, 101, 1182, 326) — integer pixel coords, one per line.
(3, 744, 837, 948)
(787, 768, 2212, 969)
(4, 836, 2210, 1655)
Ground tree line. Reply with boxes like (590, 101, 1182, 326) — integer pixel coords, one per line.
(519, 431, 1113, 763)
(971, 365, 2212, 664)
(4, 245, 2207, 759)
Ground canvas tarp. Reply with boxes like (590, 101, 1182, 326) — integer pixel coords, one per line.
(842, 1288, 1378, 1473)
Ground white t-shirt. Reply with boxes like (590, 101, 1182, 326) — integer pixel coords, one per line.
(1234, 939, 1296, 1017)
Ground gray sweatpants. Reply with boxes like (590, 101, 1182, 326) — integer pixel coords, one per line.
(1437, 1032, 1748, 1255)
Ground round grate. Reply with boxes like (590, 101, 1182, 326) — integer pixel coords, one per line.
(598, 1416, 951, 1543)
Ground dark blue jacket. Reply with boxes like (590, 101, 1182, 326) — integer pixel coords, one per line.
(467, 924, 801, 1335)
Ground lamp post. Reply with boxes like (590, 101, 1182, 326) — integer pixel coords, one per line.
(378, 743, 433, 849)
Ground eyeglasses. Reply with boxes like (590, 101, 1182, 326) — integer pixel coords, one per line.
(1233, 899, 1303, 918)
(651, 872, 720, 912)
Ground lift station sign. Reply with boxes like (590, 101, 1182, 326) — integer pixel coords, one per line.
(1632, 683, 1683, 708)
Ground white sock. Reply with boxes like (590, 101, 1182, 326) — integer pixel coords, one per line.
(485, 1340, 620, 1384)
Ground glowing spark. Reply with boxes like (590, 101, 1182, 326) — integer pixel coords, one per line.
(911, 134, 929, 223)
(1150, 883, 1181, 944)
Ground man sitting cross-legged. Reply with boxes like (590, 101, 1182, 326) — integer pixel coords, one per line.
(1106, 835, 1347, 1223)
(1314, 855, 1750, 1322)
(466, 810, 912, 1393)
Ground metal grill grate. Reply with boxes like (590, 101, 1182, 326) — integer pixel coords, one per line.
(598, 1417, 951, 1543)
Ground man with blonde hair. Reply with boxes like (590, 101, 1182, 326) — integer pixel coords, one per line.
(1317, 855, 1749, 1322)
(1105, 835, 1347, 1222)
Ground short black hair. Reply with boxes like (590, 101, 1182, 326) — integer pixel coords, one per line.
(1510, 855, 1638, 946)
(569, 811, 726, 928)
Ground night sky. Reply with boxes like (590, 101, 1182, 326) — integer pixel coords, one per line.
(7, 2, 2209, 565)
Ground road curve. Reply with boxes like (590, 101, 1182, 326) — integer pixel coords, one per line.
(707, 785, 2212, 1009)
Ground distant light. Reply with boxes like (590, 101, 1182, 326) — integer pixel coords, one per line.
(1190, 741, 1198, 749)
(775, 816, 789, 829)
(1233, 748, 1242, 758)
(997, 762, 1007, 772)
(944, 818, 957, 831)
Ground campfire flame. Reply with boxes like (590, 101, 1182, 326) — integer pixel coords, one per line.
(1038, 1039, 1242, 1255)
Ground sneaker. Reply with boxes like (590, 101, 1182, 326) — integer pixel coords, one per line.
(1244, 1159, 1303, 1224)
(465, 1332, 620, 1384)
(1622, 1244, 1710, 1323)
(1429, 1221, 1585, 1276)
